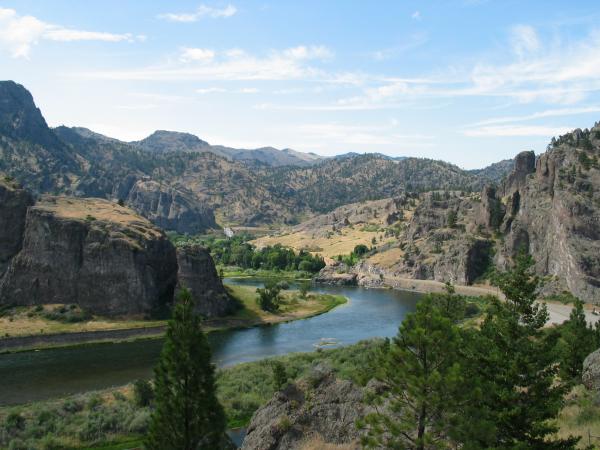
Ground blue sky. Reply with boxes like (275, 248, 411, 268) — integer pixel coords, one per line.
(1, 1, 600, 168)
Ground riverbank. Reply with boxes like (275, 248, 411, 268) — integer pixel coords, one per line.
(0, 285, 347, 353)
(0, 341, 379, 449)
(350, 273, 597, 327)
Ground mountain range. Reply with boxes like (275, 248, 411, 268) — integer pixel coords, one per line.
(1, 80, 515, 232)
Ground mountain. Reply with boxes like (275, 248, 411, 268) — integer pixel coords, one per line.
(0, 80, 525, 230)
(132, 129, 323, 167)
(132, 130, 210, 154)
(263, 126, 600, 302)
(468, 158, 515, 184)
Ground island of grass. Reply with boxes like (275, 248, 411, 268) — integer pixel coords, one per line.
(0, 285, 347, 351)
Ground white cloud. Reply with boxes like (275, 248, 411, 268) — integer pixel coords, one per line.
(411, 11, 421, 20)
(463, 125, 573, 137)
(179, 47, 215, 63)
(81, 45, 334, 81)
(0, 7, 137, 58)
(196, 87, 259, 94)
(468, 106, 600, 127)
(510, 25, 540, 57)
(282, 45, 333, 60)
(158, 4, 237, 22)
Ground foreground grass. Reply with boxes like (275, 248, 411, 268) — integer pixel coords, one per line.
(0, 341, 379, 449)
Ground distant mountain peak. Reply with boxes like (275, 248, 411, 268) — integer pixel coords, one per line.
(132, 130, 210, 154)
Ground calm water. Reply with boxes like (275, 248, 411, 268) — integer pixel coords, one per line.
(0, 279, 420, 405)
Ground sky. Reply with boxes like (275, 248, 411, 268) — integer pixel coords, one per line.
(1, 1, 600, 169)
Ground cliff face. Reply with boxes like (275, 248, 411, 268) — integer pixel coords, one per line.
(176, 244, 237, 317)
(126, 179, 217, 234)
(0, 178, 34, 276)
(493, 127, 600, 301)
(0, 196, 178, 316)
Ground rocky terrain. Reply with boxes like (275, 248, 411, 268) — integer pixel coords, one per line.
(242, 366, 371, 450)
(0, 180, 232, 317)
(0, 81, 512, 230)
(259, 124, 600, 303)
(176, 244, 237, 317)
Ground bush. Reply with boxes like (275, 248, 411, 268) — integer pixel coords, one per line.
(133, 379, 154, 407)
(62, 398, 84, 413)
(128, 409, 151, 433)
(256, 281, 282, 312)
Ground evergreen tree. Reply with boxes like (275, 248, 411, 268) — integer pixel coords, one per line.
(558, 299, 600, 383)
(146, 289, 227, 450)
(361, 296, 465, 450)
(460, 252, 579, 449)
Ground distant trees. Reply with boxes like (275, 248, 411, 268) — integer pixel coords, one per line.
(446, 210, 457, 228)
(146, 289, 226, 450)
(201, 235, 325, 273)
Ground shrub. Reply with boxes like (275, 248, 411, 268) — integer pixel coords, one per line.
(128, 409, 151, 434)
(62, 398, 84, 413)
(133, 379, 154, 407)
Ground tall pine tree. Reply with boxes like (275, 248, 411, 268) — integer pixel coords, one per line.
(146, 289, 227, 450)
(460, 252, 579, 449)
(361, 295, 465, 450)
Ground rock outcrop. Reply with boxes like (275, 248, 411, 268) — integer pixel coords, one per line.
(493, 126, 600, 302)
(125, 179, 216, 234)
(0, 196, 178, 316)
(314, 262, 358, 286)
(176, 244, 237, 317)
(583, 348, 600, 391)
(0, 178, 34, 276)
(241, 366, 368, 450)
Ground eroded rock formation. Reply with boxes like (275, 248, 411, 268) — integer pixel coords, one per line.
(176, 244, 237, 317)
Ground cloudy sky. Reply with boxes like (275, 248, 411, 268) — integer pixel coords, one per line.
(1, 0, 600, 168)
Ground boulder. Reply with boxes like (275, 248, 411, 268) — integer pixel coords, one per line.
(0, 196, 178, 316)
(241, 366, 368, 450)
(176, 244, 237, 317)
(583, 348, 600, 391)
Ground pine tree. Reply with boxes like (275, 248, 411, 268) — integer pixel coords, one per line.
(361, 296, 464, 450)
(146, 289, 227, 450)
(460, 252, 579, 449)
(558, 299, 600, 382)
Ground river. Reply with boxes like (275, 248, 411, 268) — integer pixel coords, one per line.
(0, 279, 420, 405)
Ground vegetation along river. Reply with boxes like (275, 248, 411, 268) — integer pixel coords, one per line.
(0, 279, 420, 405)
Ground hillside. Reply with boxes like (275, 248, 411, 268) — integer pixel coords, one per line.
(257, 125, 600, 302)
(0, 80, 514, 230)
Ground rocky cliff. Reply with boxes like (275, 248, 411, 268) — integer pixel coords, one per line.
(241, 366, 369, 450)
(176, 244, 237, 317)
(125, 179, 217, 234)
(481, 126, 600, 302)
(0, 178, 34, 276)
(0, 196, 178, 316)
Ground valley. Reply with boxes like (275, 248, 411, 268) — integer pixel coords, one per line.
(1, 80, 600, 449)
